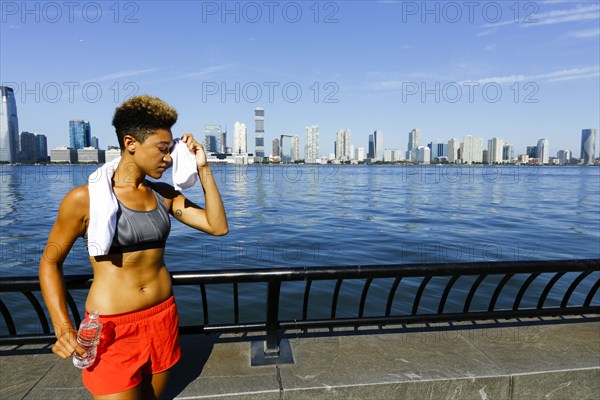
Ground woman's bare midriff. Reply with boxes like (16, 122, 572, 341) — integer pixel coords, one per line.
(86, 247, 173, 315)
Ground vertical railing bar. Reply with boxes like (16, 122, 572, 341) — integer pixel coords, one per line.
(537, 272, 567, 309)
(22, 291, 50, 334)
(561, 271, 593, 308)
(200, 284, 209, 326)
(438, 276, 459, 314)
(65, 291, 81, 327)
(385, 277, 402, 317)
(233, 282, 239, 324)
(265, 279, 282, 352)
(584, 278, 600, 307)
(358, 278, 373, 318)
(463, 275, 487, 313)
(330, 279, 343, 319)
(0, 298, 17, 336)
(512, 273, 541, 311)
(412, 276, 432, 316)
(302, 279, 313, 320)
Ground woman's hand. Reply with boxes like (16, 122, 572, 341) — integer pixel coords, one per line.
(180, 133, 207, 168)
(52, 328, 87, 360)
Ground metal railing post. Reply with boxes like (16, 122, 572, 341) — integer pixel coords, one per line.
(251, 278, 294, 365)
(265, 279, 281, 355)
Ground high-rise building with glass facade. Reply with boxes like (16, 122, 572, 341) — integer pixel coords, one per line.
(488, 137, 504, 164)
(429, 140, 448, 162)
(280, 135, 295, 163)
(0, 86, 19, 163)
(537, 138, 549, 164)
(580, 129, 596, 165)
(373, 130, 384, 161)
(204, 124, 222, 153)
(254, 108, 265, 158)
(305, 125, 319, 164)
(69, 120, 91, 150)
(407, 128, 420, 161)
(36, 134, 48, 162)
(19, 131, 37, 162)
(557, 149, 572, 165)
(502, 143, 514, 163)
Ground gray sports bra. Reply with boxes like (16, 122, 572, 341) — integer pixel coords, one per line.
(86, 182, 171, 254)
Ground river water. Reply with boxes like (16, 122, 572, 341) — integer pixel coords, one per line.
(1, 164, 598, 330)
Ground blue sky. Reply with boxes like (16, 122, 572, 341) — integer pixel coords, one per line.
(1, 0, 599, 157)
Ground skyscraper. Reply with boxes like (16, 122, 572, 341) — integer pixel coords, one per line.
(448, 138, 460, 163)
(36, 134, 48, 162)
(526, 146, 538, 158)
(580, 129, 596, 164)
(273, 138, 280, 159)
(254, 108, 265, 158)
(280, 135, 294, 163)
(368, 134, 375, 159)
(204, 124, 222, 153)
(407, 128, 420, 161)
(291, 135, 300, 161)
(429, 140, 448, 162)
(91, 136, 100, 149)
(233, 121, 247, 154)
(373, 129, 384, 161)
(557, 149, 572, 165)
(335, 129, 351, 161)
(0, 86, 19, 163)
(69, 120, 91, 149)
(488, 137, 504, 164)
(537, 138, 549, 164)
(502, 144, 514, 163)
(221, 129, 227, 153)
(19, 131, 37, 162)
(462, 135, 483, 164)
(305, 125, 319, 164)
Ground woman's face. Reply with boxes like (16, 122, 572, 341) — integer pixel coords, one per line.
(133, 129, 174, 179)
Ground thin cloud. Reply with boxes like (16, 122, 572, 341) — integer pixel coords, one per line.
(83, 68, 158, 83)
(370, 66, 599, 90)
(173, 64, 235, 79)
(482, 4, 599, 28)
(460, 66, 600, 84)
(564, 28, 600, 38)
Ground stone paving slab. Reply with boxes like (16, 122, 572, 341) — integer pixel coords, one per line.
(279, 333, 510, 399)
(1, 320, 598, 400)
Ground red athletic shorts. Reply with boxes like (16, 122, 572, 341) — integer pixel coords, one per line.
(82, 295, 181, 396)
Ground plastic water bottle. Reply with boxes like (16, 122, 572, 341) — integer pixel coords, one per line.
(72, 311, 103, 369)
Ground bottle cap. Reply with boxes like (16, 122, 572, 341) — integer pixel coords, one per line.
(88, 310, 100, 319)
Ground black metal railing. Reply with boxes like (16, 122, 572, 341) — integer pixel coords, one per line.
(1, 259, 599, 363)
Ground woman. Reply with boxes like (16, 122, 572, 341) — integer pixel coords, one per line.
(39, 95, 228, 399)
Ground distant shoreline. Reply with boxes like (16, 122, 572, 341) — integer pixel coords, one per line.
(1, 162, 599, 168)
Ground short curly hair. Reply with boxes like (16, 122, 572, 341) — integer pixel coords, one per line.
(112, 95, 178, 150)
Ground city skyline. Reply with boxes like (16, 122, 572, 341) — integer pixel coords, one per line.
(1, 1, 598, 158)
(1, 83, 597, 164)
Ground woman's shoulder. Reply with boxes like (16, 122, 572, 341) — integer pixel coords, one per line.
(61, 184, 90, 209)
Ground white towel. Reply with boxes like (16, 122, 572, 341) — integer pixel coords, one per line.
(87, 139, 198, 256)
(87, 156, 121, 257)
(171, 138, 198, 191)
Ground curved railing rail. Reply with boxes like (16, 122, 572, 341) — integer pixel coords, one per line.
(1, 259, 599, 363)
